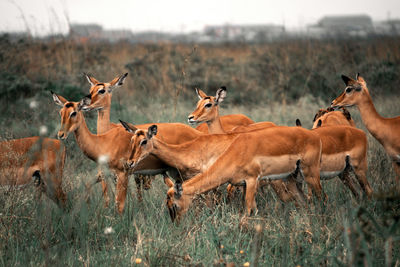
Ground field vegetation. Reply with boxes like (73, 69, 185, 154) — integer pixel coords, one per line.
(0, 35, 400, 266)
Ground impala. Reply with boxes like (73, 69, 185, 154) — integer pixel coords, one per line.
(121, 121, 298, 203)
(164, 125, 322, 221)
(0, 136, 66, 208)
(82, 73, 128, 132)
(188, 86, 277, 197)
(82, 76, 257, 200)
(122, 124, 324, 221)
(331, 74, 400, 182)
(312, 107, 355, 129)
(188, 87, 274, 133)
(298, 117, 372, 198)
(52, 92, 204, 213)
(83, 73, 152, 203)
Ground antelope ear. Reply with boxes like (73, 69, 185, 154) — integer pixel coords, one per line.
(174, 182, 183, 199)
(195, 88, 207, 100)
(317, 119, 322, 128)
(84, 73, 99, 86)
(356, 73, 366, 86)
(77, 97, 90, 111)
(119, 120, 138, 133)
(295, 119, 302, 127)
(109, 73, 128, 92)
(51, 91, 67, 106)
(215, 86, 227, 105)
(341, 75, 355, 86)
(79, 95, 92, 111)
(147, 125, 158, 139)
(313, 109, 326, 122)
(312, 113, 318, 122)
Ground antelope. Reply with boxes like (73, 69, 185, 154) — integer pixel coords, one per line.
(188, 87, 274, 133)
(82, 73, 152, 204)
(163, 125, 322, 221)
(122, 124, 324, 221)
(82, 73, 128, 132)
(312, 107, 355, 129)
(52, 92, 204, 213)
(0, 137, 66, 208)
(298, 117, 372, 198)
(81, 75, 255, 199)
(331, 74, 400, 183)
(121, 122, 298, 203)
(188, 86, 277, 197)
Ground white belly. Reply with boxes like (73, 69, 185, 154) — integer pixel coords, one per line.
(320, 153, 348, 180)
(320, 170, 344, 180)
(259, 172, 292, 181)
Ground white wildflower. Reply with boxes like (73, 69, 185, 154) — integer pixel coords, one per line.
(39, 125, 48, 136)
(29, 100, 38, 109)
(98, 154, 109, 165)
(104, 226, 114, 234)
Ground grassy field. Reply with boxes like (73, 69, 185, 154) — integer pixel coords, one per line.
(1, 36, 400, 266)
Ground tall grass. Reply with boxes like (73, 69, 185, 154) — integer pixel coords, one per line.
(0, 37, 399, 266)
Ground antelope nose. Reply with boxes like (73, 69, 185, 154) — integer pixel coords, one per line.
(188, 115, 195, 123)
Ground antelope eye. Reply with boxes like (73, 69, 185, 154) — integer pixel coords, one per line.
(345, 87, 352, 93)
(70, 111, 77, 117)
(204, 103, 212, 108)
(98, 89, 106, 94)
(140, 139, 147, 146)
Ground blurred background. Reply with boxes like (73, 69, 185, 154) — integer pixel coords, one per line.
(1, 0, 399, 117)
(1, 0, 400, 171)
(1, 0, 400, 38)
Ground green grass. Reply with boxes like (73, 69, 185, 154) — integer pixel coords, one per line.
(1, 38, 400, 266)
(1, 93, 400, 266)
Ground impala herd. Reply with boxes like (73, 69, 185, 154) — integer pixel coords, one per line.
(1, 72, 399, 222)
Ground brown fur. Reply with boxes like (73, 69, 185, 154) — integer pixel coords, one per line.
(0, 137, 66, 208)
(82, 74, 204, 204)
(313, 125, 372, 197)
(189, 87, 276, 197)
(312, 107, 355, 129)
(332, 74, 400, 182)
(53, 93, 203, 213)
(164, 126, 323, 221)
(189, 88, 255, 133)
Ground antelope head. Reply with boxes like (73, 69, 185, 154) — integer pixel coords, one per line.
(120, 122, 156, 170)
(331, 73, 368, 108)
(312, 106, 355, 129)
(187, 86, 226, 125)
(166, 182, 191, 222)
(52, 92, 89, 140)
(82, 73, 128, 111)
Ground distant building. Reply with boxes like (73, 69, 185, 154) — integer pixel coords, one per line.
(99, 30, 134, 43)
(374, 19, 400, 35)
(69, 24, 103, 41)
(204, 24, 285, 42)
(69, 23, 134, 43)
(308, 15, 374, 38)
(0, 32, 30, 42)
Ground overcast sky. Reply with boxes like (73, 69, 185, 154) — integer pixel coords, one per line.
(1, 0, 399, 36)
